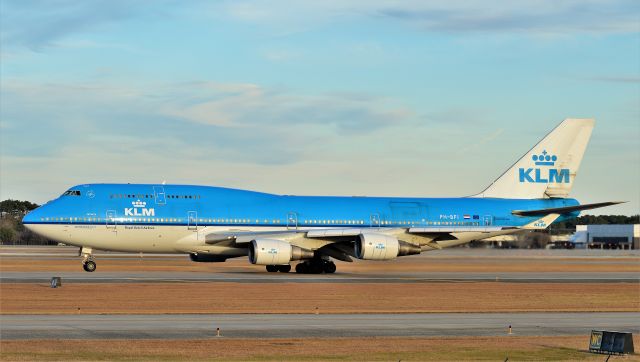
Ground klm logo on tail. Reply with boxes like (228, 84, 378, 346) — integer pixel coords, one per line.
(519, 151, 570, 184)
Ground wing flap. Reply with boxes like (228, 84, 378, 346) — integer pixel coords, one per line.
(306, 228, 381, 238)
(205, 230, 297, 245)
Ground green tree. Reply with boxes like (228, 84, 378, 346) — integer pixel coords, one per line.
(0, 199, 39, 214)
(0, 226, 16, 244)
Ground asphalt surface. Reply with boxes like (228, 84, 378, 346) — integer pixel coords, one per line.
(2, 312, 638, 339)
(2, 246, 638, 283)
(2, 271, 638, 283)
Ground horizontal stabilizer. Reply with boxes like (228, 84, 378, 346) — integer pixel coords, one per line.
(512, 201, 625, 216)
(521, 213, 561, 230)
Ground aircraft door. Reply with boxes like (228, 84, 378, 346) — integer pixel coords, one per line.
(287, 212, 298, 230)
(188, 211, 198, 231)
(106, 210, 117, 229)
(154, 186, 166, 205)
(370, 213, 381, 228)
(483, 215, 493, 226)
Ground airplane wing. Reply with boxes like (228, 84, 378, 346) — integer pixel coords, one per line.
(201, 212, 567, 259)
(205, 228, 402, 245)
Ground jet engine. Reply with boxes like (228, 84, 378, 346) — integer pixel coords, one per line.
(248, 239, 314, 265)
(355, 233, 421, 260)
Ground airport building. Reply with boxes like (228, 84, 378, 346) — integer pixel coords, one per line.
(573, 224, 640, 250)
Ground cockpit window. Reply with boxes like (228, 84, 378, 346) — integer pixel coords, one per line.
(62, 190, 81, 196)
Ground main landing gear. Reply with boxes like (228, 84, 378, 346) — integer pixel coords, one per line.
(265, 259, 336, 274)
(80, 247, 96, 272)
(265, 264, 292, 273)
(295, 259, 336, 274)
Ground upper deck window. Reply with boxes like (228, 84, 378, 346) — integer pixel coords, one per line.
(62, 190, 81, 196)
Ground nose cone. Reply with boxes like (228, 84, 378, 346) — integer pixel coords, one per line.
(22, 205, 44, 229)
(21, 203, 67, 243)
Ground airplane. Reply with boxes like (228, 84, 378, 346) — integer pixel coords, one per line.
(22, 118, 622, 273)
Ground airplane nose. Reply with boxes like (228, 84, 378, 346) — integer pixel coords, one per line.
(22, 205, 44, 228)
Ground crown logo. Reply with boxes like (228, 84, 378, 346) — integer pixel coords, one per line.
(132, 200, 146, 208)
(532, 150, 557, 166)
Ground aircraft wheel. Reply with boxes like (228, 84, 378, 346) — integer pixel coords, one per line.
(278, 264, 291, 273)
(83, 260, 96, 273)
(323, 261, 336, 274)
(295, 263, 307, 274)
(309, 261, 323, 274)
(266, 265, 278, 273)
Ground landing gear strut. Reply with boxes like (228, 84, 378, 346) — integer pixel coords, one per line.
(266, 265, 292, 273)
(295, 258, 336, 274)
(80, 247, 96, 272)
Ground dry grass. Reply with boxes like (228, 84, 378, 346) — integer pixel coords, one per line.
(2, 282, 638, 314)
(2, 336, 639, 361)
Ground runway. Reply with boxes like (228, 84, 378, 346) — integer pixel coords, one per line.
(2, 246, 638, 283)
(2, 271, 638, 283)
(2, 312, 638, 339)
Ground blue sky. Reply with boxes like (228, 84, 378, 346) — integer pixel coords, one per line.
(1, 0, 639, 215)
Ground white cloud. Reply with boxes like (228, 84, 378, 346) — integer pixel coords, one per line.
(159, 81, 414, 132)
(219, 0, 640, 35)
(0, 79, 418, 169)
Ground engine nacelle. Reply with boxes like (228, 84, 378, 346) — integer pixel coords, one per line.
(189, 253, 228, 263)
(248, 239, 314, 265)
(355, 233, 421, 260)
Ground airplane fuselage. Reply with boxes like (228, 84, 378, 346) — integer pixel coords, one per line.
(23, 183, 579, 254)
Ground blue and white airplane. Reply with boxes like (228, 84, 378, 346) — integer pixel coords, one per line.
(23, 119, 621, 273)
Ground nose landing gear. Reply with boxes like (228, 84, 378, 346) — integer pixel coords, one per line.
(79, 247, 96, 272)
(83, 260, 96, 272)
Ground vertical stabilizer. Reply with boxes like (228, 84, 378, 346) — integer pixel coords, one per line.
(474, 118, 594, 199)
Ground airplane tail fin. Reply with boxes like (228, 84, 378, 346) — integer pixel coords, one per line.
(474, 118, 594, 199)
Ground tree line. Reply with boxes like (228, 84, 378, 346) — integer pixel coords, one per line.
(549, 214, 639, 231)
(0, 199, 53, 245)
